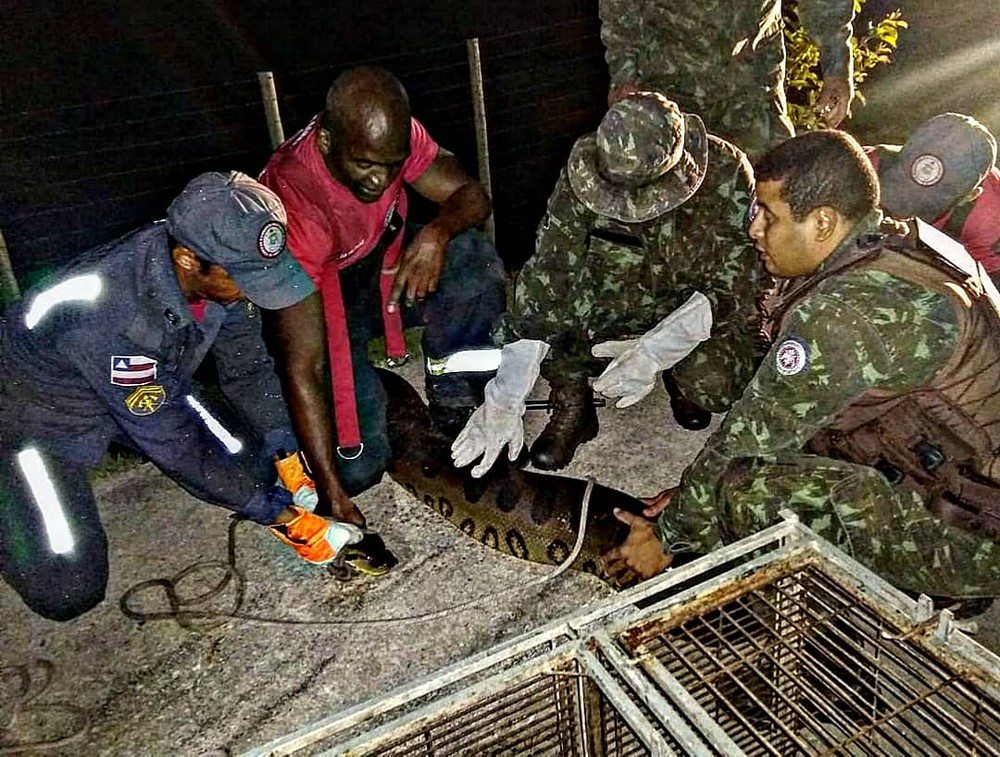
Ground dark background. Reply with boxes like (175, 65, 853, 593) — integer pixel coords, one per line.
(3, 0, 999, 292)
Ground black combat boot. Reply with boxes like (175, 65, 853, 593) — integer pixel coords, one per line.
(662, 370, 712, 431)
(426, 370, 494, 442)
(529, 383, 599, 471)
(428, 403, 475, 443)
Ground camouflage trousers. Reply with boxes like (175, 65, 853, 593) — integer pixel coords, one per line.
(660, 454, 1000, 599)
(599, 0, 797, 157)
(634, 64, 795, 160)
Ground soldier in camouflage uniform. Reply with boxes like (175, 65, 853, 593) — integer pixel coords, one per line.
(599, 0, 856, 157)
(605, 130, 1000, 602)
(509, 92, 763, 471)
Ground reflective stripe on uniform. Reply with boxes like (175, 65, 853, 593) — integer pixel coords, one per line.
(16, 447, 75, 555)
(185, 395, 243, 453)
(426, 348, 502, 376)
(25, 274, 103, 330)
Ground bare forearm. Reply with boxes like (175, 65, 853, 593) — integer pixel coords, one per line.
(429, 181, 492, 239)
(284, 367, 349, 504)
(261, 296, 359, 522)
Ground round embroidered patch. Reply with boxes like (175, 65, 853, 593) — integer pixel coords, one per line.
(910, 154, 945, 187)
(258, 221, 286, 259)
(125, 385, 167, 416)
(775, 338, 808, 376)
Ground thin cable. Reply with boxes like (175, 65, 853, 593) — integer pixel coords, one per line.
(9, 150, 259, 226)
(483, 57, 606, 95)
(7, 148, 255, 194)
(483, 30, 601, 65)
(0, 660, 90, 754)
(4, 124, 264, 165)
(286, 43, 468, 81)
(479, 17, 595, 45)
(119, 477, 597, 629)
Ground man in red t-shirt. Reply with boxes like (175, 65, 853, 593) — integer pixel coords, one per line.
(867, 113, 1000, 278)
(260, 66, 504, 525)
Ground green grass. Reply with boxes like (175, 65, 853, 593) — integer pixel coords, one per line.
(367, 327, 425, 366)
(89, 448, 146, 482)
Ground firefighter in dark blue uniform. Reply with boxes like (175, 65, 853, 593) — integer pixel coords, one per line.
(0, 171, 357, 621)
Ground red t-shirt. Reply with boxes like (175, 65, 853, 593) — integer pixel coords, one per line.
(259, 115, 439, 282)
(258, 115, 439, 451)
(188, 299, 207, 322)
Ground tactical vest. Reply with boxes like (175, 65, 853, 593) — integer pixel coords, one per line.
(770, 231, 1000, 542)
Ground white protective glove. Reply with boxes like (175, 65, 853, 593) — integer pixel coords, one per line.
(592, 291, 713, 408)
(451, 339, 549, 477)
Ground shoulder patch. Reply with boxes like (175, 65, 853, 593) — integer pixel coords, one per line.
(111, 355, 157, 386)
(125, 385, 167, 416)
(775, 338, 809, 376)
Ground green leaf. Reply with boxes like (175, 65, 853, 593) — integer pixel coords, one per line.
(784, 0, 907, 129)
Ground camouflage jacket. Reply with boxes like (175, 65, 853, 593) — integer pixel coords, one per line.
(512, 136, 760, 361)
(672, 213, 960, 514)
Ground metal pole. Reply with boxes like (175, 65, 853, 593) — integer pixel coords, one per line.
(0, 227, 21, 306)
(257, 71, 285, 149)
(465, 38, 495, 245)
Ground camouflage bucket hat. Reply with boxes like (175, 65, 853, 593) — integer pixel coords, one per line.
(568, 92, 709, 223)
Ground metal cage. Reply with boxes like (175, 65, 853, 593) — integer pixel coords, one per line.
(246, 514, 1000, 756)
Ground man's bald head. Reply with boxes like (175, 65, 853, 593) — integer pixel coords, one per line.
(318, 67, 412, 202)
(323, 66, 411, 146)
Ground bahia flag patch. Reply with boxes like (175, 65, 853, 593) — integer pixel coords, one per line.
(111, 355, 158, 386)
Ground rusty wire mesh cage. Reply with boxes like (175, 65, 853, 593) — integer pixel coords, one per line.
(620, 559, 1000, 755)
(246, 516, 1000, 757)
(351, 652, 657, 757)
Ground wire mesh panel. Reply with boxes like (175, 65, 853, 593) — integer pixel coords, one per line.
(327, 652, 665, 757)
(367, 665, 585, 756)
(587, 644, 689, 756)
(620, 562, 1000, 756)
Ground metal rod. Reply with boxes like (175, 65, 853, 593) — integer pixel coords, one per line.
(465, 38, 495, 245)
(524, 397, 607, 411)
(257, 71, 285, 149)
(0, 226, 21, 306)
(571, 659, 591, 757)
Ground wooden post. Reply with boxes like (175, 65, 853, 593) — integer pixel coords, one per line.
(257, 71, 285, 149)
(0, 227, 20, 306)
(465, 38, 496, 245)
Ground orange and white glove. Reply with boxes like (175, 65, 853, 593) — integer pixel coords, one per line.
(270, 506, 364, 565)
(274, 450, 319, 512)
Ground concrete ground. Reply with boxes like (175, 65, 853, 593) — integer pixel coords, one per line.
(1, 363, 997, 756)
